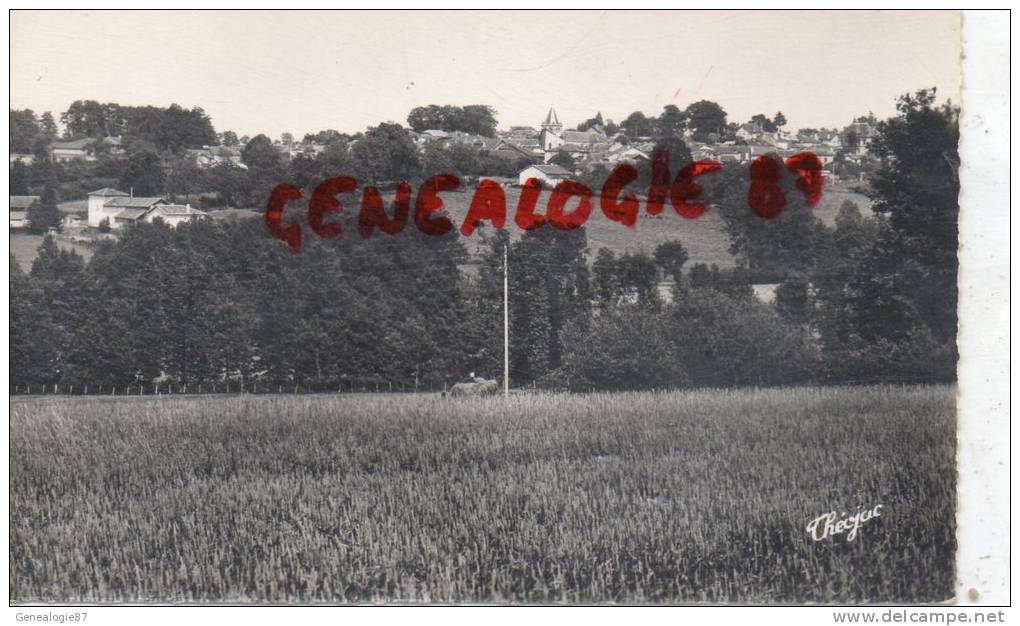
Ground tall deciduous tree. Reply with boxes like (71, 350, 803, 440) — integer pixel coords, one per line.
(10, 109, 41, 153)
(10, 161, 30, 195)
(241, 134, 282, 170)
(119, 150, 164, 196)
(507, 227, 591, 385)
(61, 100, 122, 138)
(406, 105, 498, 137)
(653, 241, 689, 285)
(868, 88, 959, 343)
(27, 187, 61, 233)
(811, 90, 960, 384)
(656, 105, 687, 139)
(621, 111, 655, 138)
(351, 123, 421, 183)
(684, 100, 728, 142)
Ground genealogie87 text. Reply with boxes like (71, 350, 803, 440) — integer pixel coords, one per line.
(264, 149, 824, 254)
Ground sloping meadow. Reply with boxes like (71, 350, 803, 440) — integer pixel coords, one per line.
(10, 386, 955, 604)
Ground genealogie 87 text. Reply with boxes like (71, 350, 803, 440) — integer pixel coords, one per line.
(264, 149, 824, 254)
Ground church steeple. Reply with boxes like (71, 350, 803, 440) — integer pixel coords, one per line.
(541, 106, 562, 133)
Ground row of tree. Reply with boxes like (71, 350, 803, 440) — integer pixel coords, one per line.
(605, 102, 785, 143)
(12, 102, 218, 156)
(4, 221, 821, 390)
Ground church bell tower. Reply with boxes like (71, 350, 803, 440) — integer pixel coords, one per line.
(541, 106, 562, 134)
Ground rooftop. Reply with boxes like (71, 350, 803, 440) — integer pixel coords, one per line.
(51, 138, 94, 150)
(105, 197, 165, 209)
(527, 164, 573, 176)
(10, 195, 40, 209)
(88, 187, 129, 198)
(150, 204, 207, 218)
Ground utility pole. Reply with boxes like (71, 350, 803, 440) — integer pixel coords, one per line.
(503, 240, 510, 398)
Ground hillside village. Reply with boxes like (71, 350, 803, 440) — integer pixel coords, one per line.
(10, 103, 883, 313)
(10, 102, 880, 241)
(9, 88, 959, 396)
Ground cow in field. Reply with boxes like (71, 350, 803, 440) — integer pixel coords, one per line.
(448, 378, 500, 397)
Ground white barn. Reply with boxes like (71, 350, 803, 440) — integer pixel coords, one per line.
(518, 164, 573, 187)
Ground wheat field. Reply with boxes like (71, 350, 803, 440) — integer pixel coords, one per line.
(9, 386, 955, 604)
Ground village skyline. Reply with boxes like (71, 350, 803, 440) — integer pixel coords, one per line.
(11, 11, 961, 139)
(14, 97, 876, 143)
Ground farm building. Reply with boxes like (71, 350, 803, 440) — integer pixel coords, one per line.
(9, 195, 39, 229)
(141, 203, 208, 228)
(518, 163, 573, 187)
(86, 188, 207, 229)
(49, 138, 97, 162)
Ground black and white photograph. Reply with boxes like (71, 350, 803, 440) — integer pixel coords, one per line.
(5, 9, 1010, 614)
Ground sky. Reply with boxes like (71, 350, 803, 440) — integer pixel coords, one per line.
(10, 10, 962, 139)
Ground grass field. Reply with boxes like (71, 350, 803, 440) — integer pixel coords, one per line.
(9, 385, 954, 604)
(10, 233, 94, 271)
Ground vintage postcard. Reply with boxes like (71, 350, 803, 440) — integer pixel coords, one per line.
(5, 8, 1010, 614)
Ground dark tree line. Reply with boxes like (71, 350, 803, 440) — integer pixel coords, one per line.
(406, 105, 499, 137)
(58, 100, 217, 151)
(10, 109, 58, 155)
(613, 101, 728, 142)
(8, 220, 812, 391)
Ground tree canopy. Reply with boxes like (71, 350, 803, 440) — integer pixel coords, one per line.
(684, 100, 728, 142)
(406, 105, 499, 137)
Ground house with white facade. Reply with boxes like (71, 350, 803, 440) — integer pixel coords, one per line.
(50, 138, 97, 162)
(86, 188, 207, 229)
(518, 163, 573, 186)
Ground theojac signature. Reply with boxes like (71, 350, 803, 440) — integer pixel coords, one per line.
(806, 505, 883, 542)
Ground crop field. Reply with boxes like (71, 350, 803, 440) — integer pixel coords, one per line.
(10, 385, 955, 604)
